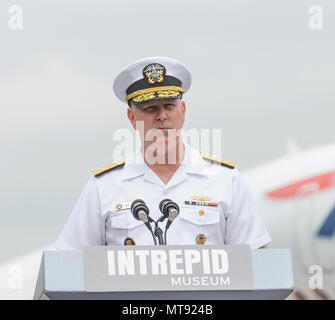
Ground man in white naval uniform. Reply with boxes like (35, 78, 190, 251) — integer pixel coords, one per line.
(54, 57, 271, 250)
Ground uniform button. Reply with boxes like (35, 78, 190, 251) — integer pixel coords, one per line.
(124, 237, 136, 245)
(198, 209, 205, 216)
(196, 234, 206, 245)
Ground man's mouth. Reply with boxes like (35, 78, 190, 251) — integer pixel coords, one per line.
(155, 128, 172, 136)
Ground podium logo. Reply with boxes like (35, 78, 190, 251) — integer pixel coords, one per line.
(107, 249, 229, 276)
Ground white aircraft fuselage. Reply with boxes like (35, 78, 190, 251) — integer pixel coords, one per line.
(244, 143, 335, 299)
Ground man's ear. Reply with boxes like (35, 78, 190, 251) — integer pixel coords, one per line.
(127, 107, 137, 130)
(180, 100, 186, 125)
(181, 100, 186, 115)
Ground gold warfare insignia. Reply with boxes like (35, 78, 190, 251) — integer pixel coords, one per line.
(192, 195, 213, 201)
(143, 63, 165, 84)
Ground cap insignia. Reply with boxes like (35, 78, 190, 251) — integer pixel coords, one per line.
(143, 63, 165, 84)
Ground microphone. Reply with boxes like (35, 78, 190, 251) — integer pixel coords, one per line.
(166, 207, 179, 229)
(157, 198, 172, 223)
(159, 199, 180, 245)
(131, 199, 157, 245)
(159, 199, 179, 230)
(131, 199, 153, 223)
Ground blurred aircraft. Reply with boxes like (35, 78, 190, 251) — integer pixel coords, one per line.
(1, 143, 334, 299)
(244, 142, 335, 299)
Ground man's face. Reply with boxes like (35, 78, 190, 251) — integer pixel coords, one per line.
(127, 98, 186, 148)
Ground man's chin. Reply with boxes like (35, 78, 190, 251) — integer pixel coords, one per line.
(144, 137, 179, 163)
(156, 135, 180, 147)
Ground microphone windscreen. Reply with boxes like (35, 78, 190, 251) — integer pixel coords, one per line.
(138, 210, 149, 223)
(159, 199, 172, 217)
(131, 199, 149, 220)
(169, 208, 179, 221)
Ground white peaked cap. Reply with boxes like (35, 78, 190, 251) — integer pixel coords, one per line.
(113, 57, 192, 105)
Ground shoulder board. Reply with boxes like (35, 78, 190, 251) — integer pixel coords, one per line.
(200, 152, 236, 169)
(93, 158, 126, 177)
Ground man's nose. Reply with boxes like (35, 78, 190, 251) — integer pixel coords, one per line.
(156, 107, 168, 121)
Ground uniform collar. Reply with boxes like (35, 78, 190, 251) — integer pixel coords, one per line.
(121, 147, 146, 180)
(182, 143, 208, 176)
(122, 143, 208, 183)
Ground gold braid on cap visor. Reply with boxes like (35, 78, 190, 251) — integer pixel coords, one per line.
(125, 86, 185, 102)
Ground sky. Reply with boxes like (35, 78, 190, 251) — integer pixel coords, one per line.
(0, 0, 334, 262)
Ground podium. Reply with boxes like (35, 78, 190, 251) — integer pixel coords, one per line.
(33, 246, 293, 300)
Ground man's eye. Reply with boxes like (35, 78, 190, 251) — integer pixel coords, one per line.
(144, 107, 155, 112)
(165, 104, 175, 109)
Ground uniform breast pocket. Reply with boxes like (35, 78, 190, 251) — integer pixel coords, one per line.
(106, 211, 145, 245)
(110, 211, 143, 229)
(172, 206, 224, 245)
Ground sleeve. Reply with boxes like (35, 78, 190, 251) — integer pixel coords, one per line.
(224, 169, 272, 249)
(53, 176, 105, 250)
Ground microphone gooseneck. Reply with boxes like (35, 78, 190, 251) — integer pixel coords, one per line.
(154, 225, 165, 245)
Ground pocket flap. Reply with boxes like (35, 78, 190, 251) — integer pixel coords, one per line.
(110, 211, 144, 229)
(179, 207, 220, 225)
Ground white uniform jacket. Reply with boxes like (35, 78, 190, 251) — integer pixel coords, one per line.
(54, 144, 272, 250)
